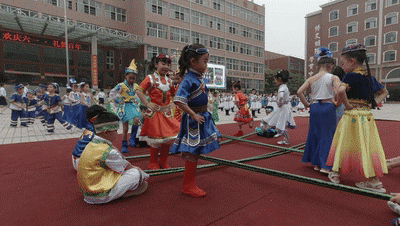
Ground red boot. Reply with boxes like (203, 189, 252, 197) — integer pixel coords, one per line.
(234, 130, 243, 137)
(148, 147, 160, 170)
(182, 160, 206, 197)
(159, 145, 171, 169)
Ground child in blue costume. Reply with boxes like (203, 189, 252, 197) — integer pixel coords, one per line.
(62, 86, 72, 123)
(10, 84, 28, 127)
(75, 82, 95, 130)
(37, 84, 48, 127)
(70, 80, 81, 127)
(72, 105, 106, 171)
(24, 90, 37, 125)
(109, 60, 142, 153)
(170, 44, 221, 197)
(44, 83, 73, 133)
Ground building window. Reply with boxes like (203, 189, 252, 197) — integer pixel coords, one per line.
(254, 30, 264, 41)
(240, 25, 252, 38)
(105, 5, 126, 22)
(384, 31, 398, 44)
(209, 36, 224, 50)
(240, 61, 252, 72)
(254, 14, 264, 25)
(347, 4, 358, 17)
(385, 13, 398, 26)
(365, 36, 376, 47)
(226, 58, 239, 70)
(146, 0, 167, 16)
(146, 21, 168, 39)
(225, 40, 239, 53)
(43, 0, 72, 9)
(211, 0, 224, 12)
(254, 46, 264, 58)
(106, 50, 114, 70)
(76, 0, 102, 16)
(365, 0, 377, 12)
(170, 27, 190, 43)
(329, 26, 339, 37)
(383, 50, 397, 62)
(192, 31, 208, 46)
(227, 21, 239, 35)
(367, 53, 376, 64)
(386, 0, 399, 7)
(328, 42, 338, 52)
(347, 21, 358, 33)
(346, 39, 358, 45)
(240, 43, 252, 55)
(209, 55, 225, 65)
(365, 17, 377, 29)
(191, 10, 208, 27)
(210, 16, 225, 31)
(253, 63, 264, 74)
(170, 4, 189, 22)
(192, 0, 206, 5)
(147, 46, 168, 60)
(226, 2, 238, 17)
(329, 10, 339, 21)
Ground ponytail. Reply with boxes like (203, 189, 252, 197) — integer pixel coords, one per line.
(177, 43, 207, 78)
(365, 58, 377, 109)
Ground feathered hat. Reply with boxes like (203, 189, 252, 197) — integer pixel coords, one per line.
(125, 59, 138, 75)
(315, 46, 333, 61)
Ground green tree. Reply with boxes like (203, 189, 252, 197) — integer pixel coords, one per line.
(264, 69, 305, 95)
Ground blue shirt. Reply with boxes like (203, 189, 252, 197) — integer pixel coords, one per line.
(174, 70, 209, 108)
(72, 129, 95, 157)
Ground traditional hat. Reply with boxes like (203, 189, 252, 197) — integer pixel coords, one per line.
(27, 89, 36, 95)
(66, 85, 72, 90)
(39, 84, 47, 89)
(315, 46, 333, 60)
(125, 59, 138, 74)
(78, 82, 86, 87)
(69, 78, 77, 84)
(52, 83, 60, 93)
(341, 43, 366, 55)
(14, 84, 24, 91)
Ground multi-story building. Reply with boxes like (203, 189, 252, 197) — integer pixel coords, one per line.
(265, 50, 305, 75)
(0, 0, 265, 91)
(305, 0, 399, 99)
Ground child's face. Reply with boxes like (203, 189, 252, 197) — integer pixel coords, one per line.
(339, 55, 358, 73)
(274, 77, 282, 85)
(84, 84, 90, 92)
(155, 61, 171, 76)
(191, 53, 209, 74)
(17, 87, 24, 94)
(125, 73, 137, 85)
(47, 85, 55, 93)
(27, 93, 34, 99)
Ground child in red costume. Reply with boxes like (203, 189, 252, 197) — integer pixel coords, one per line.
(233, 81, 254, 136)
(136, 54, 180, 170)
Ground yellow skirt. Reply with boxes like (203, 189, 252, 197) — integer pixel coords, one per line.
(326, 106, 387, 178)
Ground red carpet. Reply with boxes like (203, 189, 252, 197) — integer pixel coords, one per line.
(2, 117, 400, 225)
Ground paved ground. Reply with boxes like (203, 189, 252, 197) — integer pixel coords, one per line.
(0, 103, 399, 145)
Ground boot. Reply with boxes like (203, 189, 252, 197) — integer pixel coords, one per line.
(148, 147, 160, 170)
(225, 110, 230, 116)
(121, 140, 129, 153)
(159, 145, 170, 169)
(129, 125, 139, 147)
(182, 160, 206, 197)
(234, 130, 243, 137)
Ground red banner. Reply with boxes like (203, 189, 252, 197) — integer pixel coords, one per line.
(92, 55, 98, 87)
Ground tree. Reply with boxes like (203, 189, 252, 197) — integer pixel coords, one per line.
(264, 69, 305, 95)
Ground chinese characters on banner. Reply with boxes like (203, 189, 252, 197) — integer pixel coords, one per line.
(92, 55, 98, 87)
(308, 24, 321, 77)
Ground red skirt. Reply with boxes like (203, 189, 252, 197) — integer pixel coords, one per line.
(234, 106, 253, 124)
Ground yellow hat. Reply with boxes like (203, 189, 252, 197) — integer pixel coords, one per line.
(125, 59, 138, 74)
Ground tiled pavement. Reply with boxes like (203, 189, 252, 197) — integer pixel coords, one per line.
(1, 103, 399, 145)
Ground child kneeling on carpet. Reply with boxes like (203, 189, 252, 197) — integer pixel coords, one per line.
(77, 109, 149, 204)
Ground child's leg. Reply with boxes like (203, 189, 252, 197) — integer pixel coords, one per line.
(121, 121, 129, 153)
(355, 176, 386, 193)
(20, 111, 28, 127)
(182, 154, 206, 197)
(159, 144, 171, 169)
(129, 118, 139, 147)
(47, 114, 56, 132)
(10, 110, 18, 127)
(55, 112, 72, 130)
(388, 161, 400, 171)
(234, 122, 244, 136)
(148, 147, 160, 170)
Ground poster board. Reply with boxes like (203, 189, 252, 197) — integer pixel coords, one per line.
(204, 63, 226, 89)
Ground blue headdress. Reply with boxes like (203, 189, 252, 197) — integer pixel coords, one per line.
(341, 43, 366, 55)
(27, 89, 36, 95)
(52, 83, 60, 93)
(39, 84, 47, 89)
(315, 46, 333, 61)
(69, 78, 77, 84)
(14, 84, 24, 91)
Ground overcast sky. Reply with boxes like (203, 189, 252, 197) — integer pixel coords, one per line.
(253, 0, 331, 59)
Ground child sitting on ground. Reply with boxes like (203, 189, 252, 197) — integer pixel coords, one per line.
(77, 107, 149, 204)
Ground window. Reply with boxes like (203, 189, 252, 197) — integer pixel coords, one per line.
(365, 0, 377, 12)
(170, 4, 189, 22)
(106, 50, 114, 70)
(226, 58, 239, 70)
(76, 0, 102, 16)
(146, 0, 167, 16)
(240, 25, 252, 38)
(384, 50, 396, 62)
(385, 13, 398, 25)
(365, 17, 377, 29)
(226, 2, 238, 17)
(240, 43, 252, 55)
(347, 4, 358, 17)
(254, 46, 264, 58)
(209, 55, 225, 65)
(105, 5, 126, 22)
(192, 32, 208, 46)
(240, 61, 252, 72)
(347, 21, 358, 33)
(146, 21, 168, 39)
(384, 31, 398, 44)
(329, 10, 339, 21)
(170, 27, 190, 43)
(365, 36, 376, 47)
(43, 0, 72, 9)
(209, 36, 224, 50)
(211, 0, 224, 12)
(367, 53, 376, 64)
(254, 14, 264, 25)
(254, 30, 264, 41)
(192, 0, 205, 5)
(386, 0, 399, 7)
(328, 42, 338, 52)
(191, 11, 208, 27)
(225, 40, 239, 53)
(227, 21, 239, 35)
(3, 42, 40, 62)
(147, 46, 168, 60)
(210, 16, 225, 31)
(253, 63, 264, 74)
(346, 39, 358, 45)
(329, 26, 339, 37)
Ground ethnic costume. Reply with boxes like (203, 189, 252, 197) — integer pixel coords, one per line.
(234, 91, 253, 124)
(62, 92, 72, 123)
(44, 90, 73, 133)
(10, 85, 27, 127)
(75, 93, 93, 130)
(327, 68, 388, 178)
(77, 135, 149, 204)
(171, 69, 221, 155)
(24, 94, 37, 125)
(70, 91, 81, 126)
(72, 129, 94, 171)
(0, 86, 7, 107)
(302, 73, 336, 170)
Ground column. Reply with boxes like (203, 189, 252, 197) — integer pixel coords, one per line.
(91, 36, 98, 89)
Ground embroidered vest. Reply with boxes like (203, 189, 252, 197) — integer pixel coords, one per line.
(120, 82, 139, 103)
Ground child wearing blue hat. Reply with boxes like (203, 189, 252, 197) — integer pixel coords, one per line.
(37, 84, 49, 127)
(24, 90, 38, 124)
(10, 84, 28, 127)
(44, 83, 73, 133)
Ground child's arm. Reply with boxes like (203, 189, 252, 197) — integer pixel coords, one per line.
(297, 79, 311, 108)
(391, 193, 400, 204)
(136, 90, 158, 112)
(375, 88, 389, 105)
(175, 101, 205, 124)
(338, 85, 352, 110)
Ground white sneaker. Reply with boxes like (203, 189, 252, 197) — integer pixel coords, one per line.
(274, 133, 283, 138)
(277, 140, 289, 145)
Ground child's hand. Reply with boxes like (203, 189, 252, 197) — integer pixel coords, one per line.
(192, 114, 205, 124)
(345, 104, 353, 110)
(147, 102, 159, 112)
(390, 193, 400, 204)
